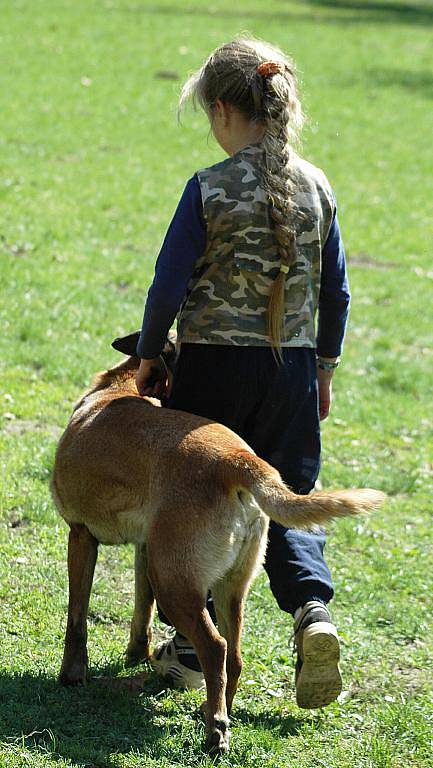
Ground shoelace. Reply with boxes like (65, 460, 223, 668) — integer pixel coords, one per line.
(290, 603, 330, 655)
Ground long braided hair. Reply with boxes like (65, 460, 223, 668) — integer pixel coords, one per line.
(180, 37, 305, 357)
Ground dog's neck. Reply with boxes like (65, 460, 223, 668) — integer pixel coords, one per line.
(76, 341, 176, 412)
(90, 356, 139, 394)
(73, 357, 138, 404)
(71, 357, 139, 413)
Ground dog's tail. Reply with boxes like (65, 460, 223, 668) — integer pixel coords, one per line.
(227, 450, 385, 527)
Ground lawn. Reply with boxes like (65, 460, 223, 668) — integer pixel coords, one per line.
(1, 0, 432, 766)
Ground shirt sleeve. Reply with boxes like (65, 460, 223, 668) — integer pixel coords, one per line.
(136, 175, 206, 359)
(316, 208, 351, 358)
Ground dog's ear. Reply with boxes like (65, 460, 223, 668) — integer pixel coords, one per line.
(111, 330, 178, 371)
(111, 331, 140, 357)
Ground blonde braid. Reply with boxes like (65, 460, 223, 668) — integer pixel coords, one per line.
(253, 63, 304, 358)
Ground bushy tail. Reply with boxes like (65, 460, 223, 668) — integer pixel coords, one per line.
(228, 451, 385, 527)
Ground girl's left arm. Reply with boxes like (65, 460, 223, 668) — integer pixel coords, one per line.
(316, 208, 351, 419)
(135, 176, 206, 395)
(316, 209, 351, 360)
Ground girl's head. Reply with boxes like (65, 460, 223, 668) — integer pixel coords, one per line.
(180, 38, 305, 357)
(180, 38, 303, 147)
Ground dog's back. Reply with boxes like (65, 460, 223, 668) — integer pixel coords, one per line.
(52, 356, 259, 553)
(53, 355, 384, 549)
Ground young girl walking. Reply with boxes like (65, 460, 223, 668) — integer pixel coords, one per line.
(135, 37, 350, 709)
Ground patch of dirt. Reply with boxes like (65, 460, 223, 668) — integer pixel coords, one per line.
(9, 516, 31, 529)
(346, 663, 428, 701)
(3, 418, 62, 439)
(393, 665, 428, 693)
(348, 252, 401, 270)
(154, 70, 179, 80)
(88, 609, 126, 626)
(95, 670, 150, 694)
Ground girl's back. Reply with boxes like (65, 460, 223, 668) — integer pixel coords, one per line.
(179, 144, 335, 348)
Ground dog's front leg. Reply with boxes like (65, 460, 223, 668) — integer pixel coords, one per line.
(126, 543, 155, 664)
(59, 523, 98, 685)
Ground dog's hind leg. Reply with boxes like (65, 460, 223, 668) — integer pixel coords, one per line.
(126, 543, 155, 665)
(59, 523, 98, 685)
(148, 560, 230, 753)
(190, 610, 230, 754)
(211, 583, 243, 715)
(212, 510, 269, 713)
(161, 595, 230, 754)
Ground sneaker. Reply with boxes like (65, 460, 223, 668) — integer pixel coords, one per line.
(293, 600, 342, 709)
(150, 633, 205, 690)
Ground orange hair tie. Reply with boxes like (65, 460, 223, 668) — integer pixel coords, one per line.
(256, 61, 285, 78)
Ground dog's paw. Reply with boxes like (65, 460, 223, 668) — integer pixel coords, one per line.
(205, 717, 231, 755)
(125, 640, 150, 667)
(58, 661, 88, 686)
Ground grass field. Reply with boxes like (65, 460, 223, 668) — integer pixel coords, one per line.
(1, 0, 432, 765)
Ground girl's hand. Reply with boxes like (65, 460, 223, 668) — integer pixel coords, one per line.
(317, 367, 333, 421)
(136, 357, 169, 398)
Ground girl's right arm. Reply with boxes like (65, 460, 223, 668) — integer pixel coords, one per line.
(135, 176, 206, 395)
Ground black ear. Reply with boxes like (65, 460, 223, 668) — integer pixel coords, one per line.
(161, 332, 177, 373)
(111, 331, 141, 357)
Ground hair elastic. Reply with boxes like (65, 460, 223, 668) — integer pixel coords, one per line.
(256, 61, 285, 78)
(280, 264, 290, 274)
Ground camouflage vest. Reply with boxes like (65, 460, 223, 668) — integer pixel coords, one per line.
(177, 144, 335, 348)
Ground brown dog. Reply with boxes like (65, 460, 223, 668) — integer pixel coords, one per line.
(51, 338, 384, 753)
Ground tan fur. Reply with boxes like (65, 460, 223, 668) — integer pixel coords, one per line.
(51, 355, 385, 753)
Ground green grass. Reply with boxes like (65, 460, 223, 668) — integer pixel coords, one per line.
(1, 0, 432, 765)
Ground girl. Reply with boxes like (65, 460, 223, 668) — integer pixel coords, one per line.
(135, 38, 350, 709)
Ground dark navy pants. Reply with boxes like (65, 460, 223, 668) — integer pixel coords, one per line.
(163, 343, 334, 619)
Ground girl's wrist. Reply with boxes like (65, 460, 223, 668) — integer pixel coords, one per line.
(317, 355, 340, 372)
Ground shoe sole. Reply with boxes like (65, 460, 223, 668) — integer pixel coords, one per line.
(150, 647, 205, 690)
(296, 621, 342, 709)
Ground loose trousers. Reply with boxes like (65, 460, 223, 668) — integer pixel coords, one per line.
(162, 343, 334, 619)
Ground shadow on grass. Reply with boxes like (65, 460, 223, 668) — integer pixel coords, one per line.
(0, 664, 310, 764)
(0, 665, 185, 765)
(233, 706, 307, 737)
(370, 67, 433, 98)
(306, 0, 433, 25)
(108, 1, 433, 26)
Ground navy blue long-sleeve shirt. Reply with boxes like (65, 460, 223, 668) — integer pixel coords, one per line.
(137, 175, 350, 359)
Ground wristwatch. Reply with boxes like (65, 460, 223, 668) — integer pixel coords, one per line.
(317, 357, 340, 371)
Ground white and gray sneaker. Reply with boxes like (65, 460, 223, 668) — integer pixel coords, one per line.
(293, 600, 342, 709)
(150, 633, 205, 690)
